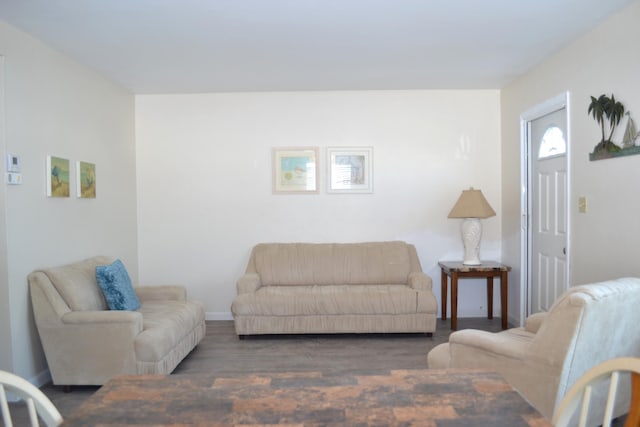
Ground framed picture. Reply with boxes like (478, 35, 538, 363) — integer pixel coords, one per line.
(46, 155, 70, 197)
(327, 147, 373, 193)
(272, 147, 319, 194)
(76, 161, 96, 198)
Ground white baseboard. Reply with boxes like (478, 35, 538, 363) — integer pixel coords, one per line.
(206, 311, 233, 321)
(4, 369, 52, 402)
(31, 368, 51, 388)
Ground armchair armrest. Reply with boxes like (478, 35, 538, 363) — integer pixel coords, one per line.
(408, 272, 433, 291)
(62, 310, 143, 326)
(237, 273, 261, 294)
(135, 285, 186, 302)
(524, 312, 547, 334)
(449, 329, 529, 361)
(40, 310, 144, 384)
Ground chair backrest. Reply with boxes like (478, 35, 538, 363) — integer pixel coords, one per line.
(526, 278, 640, 418)
(552, 357, 640, 427)
(0, 370, 63, 427)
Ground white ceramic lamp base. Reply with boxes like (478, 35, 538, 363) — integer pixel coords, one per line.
(460, 217, 482, 265)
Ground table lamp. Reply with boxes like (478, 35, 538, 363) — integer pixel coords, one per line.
(448, 187, 496, 265)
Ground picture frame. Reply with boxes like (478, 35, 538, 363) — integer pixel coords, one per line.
(46, 155, 70, 197)
(76, 161, 96, 198)
(272, 147, 319, 194)
(327, 147, 373, 193)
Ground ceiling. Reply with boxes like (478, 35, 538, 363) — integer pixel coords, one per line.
(0, 0, 634, 94)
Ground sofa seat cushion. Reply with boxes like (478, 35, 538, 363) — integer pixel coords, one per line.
(232, 285, 434, 316)
(135, 300, 205, 362)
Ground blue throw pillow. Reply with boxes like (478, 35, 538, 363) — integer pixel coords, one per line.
(95, 259, 140, 311)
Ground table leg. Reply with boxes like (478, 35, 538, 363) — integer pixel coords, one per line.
(441, 269, 447, 320)
(487, 277, 494, 320)
(451, 272, 458, 330)
(501, 271, 508, 330)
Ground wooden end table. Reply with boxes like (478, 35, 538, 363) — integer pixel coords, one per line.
(439, 261, 511, 331)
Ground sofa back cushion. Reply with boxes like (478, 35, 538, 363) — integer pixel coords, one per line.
(252, 241, 413, 286)
(40, 256, 114, 311)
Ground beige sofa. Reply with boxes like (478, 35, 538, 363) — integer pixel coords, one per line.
(231, 241, 437, 336)
(427, 277, 640, 423)
(28, 256, 206, 386)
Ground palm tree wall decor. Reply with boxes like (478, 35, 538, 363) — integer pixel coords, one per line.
(587, 94, 640, 161)
(588, 93, 625, 155)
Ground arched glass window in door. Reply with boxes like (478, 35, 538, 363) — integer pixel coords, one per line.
(538, 125, 566, 159)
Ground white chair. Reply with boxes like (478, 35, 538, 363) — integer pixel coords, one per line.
(552, 357, 640, 427)
(0, 370, 63, 427)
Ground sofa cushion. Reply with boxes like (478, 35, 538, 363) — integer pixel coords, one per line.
(232, 284, 433, 316)
(253, 242, 412, 286)
(41, 256, 113, 311)
(135, 300, 205, 362)
(96, 259, 140, 311)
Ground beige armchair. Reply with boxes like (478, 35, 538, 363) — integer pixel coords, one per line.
(428, 277, 640, 422)
(29, 256, 206, 386)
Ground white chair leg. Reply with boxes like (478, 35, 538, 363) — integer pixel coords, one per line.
(0, 384, 15, 427)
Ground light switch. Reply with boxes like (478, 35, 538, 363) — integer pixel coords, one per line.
(6, 172, 22, 185)
(578, 196, 587, 213)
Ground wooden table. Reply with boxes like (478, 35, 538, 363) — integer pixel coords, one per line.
(62, 369, 550, 426)
(439, 261, 511, 331)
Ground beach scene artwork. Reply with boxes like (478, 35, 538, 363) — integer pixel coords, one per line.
(280, 156, 312, 186)
(273, 147, 318, 193)
(77, 161, 96, 198)
(46, 155, 70, 197)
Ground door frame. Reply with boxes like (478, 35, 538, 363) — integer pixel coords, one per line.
(519, 92, 571, 325)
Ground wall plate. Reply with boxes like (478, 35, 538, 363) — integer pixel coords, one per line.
(6, 172, 22, 185)
(6, 154, 20, 172)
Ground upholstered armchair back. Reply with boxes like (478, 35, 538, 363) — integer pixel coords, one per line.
(527, 278, 640, 415)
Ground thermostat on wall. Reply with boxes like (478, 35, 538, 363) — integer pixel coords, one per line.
(5, 154, 22, 185)
(6, 153, 20, 172)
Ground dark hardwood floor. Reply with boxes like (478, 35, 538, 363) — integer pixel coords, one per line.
(5, 318, 506, 425)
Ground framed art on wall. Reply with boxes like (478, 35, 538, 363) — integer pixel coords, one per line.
(327, 146, 373, 193)
(46, 155, 70, 197)
(76, 161, 96, 198)
(272, 147, 319, 194)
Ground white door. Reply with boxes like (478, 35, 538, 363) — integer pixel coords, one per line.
(529, 107, 568, 314)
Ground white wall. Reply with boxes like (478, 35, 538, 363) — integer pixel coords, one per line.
(0, 21, 138, 383)
(136, 90, 502, 320)
(501, 0, 640, 311)
(0, 55, 11, 371)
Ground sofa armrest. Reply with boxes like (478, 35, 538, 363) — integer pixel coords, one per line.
(408, 272, 433, 291)
(237, 273, 261, 294)
(524, 312, 547, 334)
(135, 285, 186, 302)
